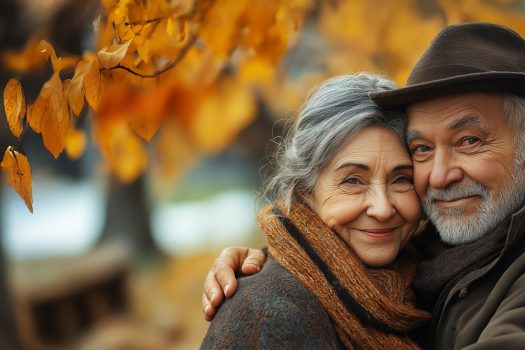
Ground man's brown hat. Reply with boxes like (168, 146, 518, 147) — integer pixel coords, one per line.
(370, 22, 525, 107)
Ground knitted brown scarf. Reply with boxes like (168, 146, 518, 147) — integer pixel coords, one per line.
(258, 202, 430, 349)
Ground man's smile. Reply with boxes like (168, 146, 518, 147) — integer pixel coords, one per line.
(435, 196, 480, 208)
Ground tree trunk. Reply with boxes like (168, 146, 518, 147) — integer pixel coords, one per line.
(0, 1, 25, 345)
(97, 175, 159, 256)
(0, 184, 23, 350)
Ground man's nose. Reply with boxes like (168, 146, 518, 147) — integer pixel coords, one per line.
(429, 148, 463, 189)
(366, 186, 396, 222)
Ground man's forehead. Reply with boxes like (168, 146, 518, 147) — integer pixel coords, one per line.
(406, 92, 505, 126)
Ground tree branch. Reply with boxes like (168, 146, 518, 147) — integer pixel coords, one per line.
(125, 17, 163, 26)
(101, 35, 197, 78)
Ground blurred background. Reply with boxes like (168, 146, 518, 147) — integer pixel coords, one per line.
(1, 0, 525, 349)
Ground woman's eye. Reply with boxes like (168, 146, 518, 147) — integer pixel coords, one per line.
(343, 177, 361, 185)
(391, 175, 414, 192)
(393, 176, 413, 184)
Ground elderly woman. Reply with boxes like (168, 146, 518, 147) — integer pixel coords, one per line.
(200, 73, 429, 349)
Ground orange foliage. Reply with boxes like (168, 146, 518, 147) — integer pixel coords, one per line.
(152, 119, 196, 189)
(65, 128, 87, 160)
(38, 40, 79, 73)
(1, 147, 33, 213)
(97, 41, 132, 69)
(2, 38, 46, 72)
(2, 0, 525, 212)
(3, 79, 26, 137)
(83, 55, 104, 111)
(263, 0, 525, 116)
(27, 73, 70, 158)
(185, 79, 256, 153)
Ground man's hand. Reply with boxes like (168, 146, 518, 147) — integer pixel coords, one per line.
(202, 247, 266, 321)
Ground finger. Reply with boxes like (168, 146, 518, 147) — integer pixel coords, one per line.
(204, 270, 225, 308)
(241, 248, 266, 275)
(202, 293, 218, 321)
(212, 247, 248, 298)
(213, 261, 238, 299)
(201, 293, 215, 322)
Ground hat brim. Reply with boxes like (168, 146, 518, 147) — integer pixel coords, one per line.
(369, 72, 525, 108)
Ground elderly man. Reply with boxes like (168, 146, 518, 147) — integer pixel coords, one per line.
(201, 23, 525, 349)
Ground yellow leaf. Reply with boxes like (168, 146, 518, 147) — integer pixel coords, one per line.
(83, 57, 103, 111)
(38, 40, 78, 72)
(135, 38, 152, 64)
(101, 0, 119, 10)
(112, 131, 148, 183)
(239, 57, 275, 85)
(166, 17, 175, 37)
(93, 117, 148, 183)
(2, 38, 46, 72)
(53, 56, 80, 73)
(62, 78, 71, 96)
(38, 40, 57, 62)
(27, 73, 70, 158)
(198, 0, 249, 58)
(68, 59, 92, 115)
(190, 80, 256, 152)
(1, 146, 33, 213)
(153, 119, 197, 185)
(65, 127, 87, 160)
(128, 114, 160, 141)
(126, 87, 168, 141)
(95, 119, 148, 183)
(97, 40, 131, 69)
(3, 79, 26, 137)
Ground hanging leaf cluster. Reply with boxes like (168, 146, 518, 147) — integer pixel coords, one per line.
(2, 0, 313, 212)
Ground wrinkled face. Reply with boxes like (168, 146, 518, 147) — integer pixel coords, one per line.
(407, 92, 525, 245)
(307, 127, 421, 267)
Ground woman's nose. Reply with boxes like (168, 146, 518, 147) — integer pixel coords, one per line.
(366, 186, 395, 222)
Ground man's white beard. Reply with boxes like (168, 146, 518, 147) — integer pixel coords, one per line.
(422, 163, 525, 245)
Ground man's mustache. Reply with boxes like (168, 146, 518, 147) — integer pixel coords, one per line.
(425, 181, 488, 202)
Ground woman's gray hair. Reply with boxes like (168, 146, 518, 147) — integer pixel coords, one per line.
(261, 72, 407, 212)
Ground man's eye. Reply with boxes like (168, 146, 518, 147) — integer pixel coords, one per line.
(411, 144, 431, 154)
(461, 136, 480, 146)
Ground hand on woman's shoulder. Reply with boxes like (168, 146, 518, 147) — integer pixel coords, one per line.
(201, 257, 344, 349)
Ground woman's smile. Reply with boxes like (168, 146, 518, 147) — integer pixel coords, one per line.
(352, 227, 400, 242)
(356, 228, 398, 235)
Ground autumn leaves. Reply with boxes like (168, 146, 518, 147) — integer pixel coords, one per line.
(2, 81, 32, 212)
(3, 79, 25, 138)
(28, 72, 73, 159)
(1, 0, 312, 213)
(1, 39, 127, 213)
(1, 148, 33, 213)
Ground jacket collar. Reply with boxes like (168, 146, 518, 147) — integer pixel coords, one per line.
(503, 204, 525, 252)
